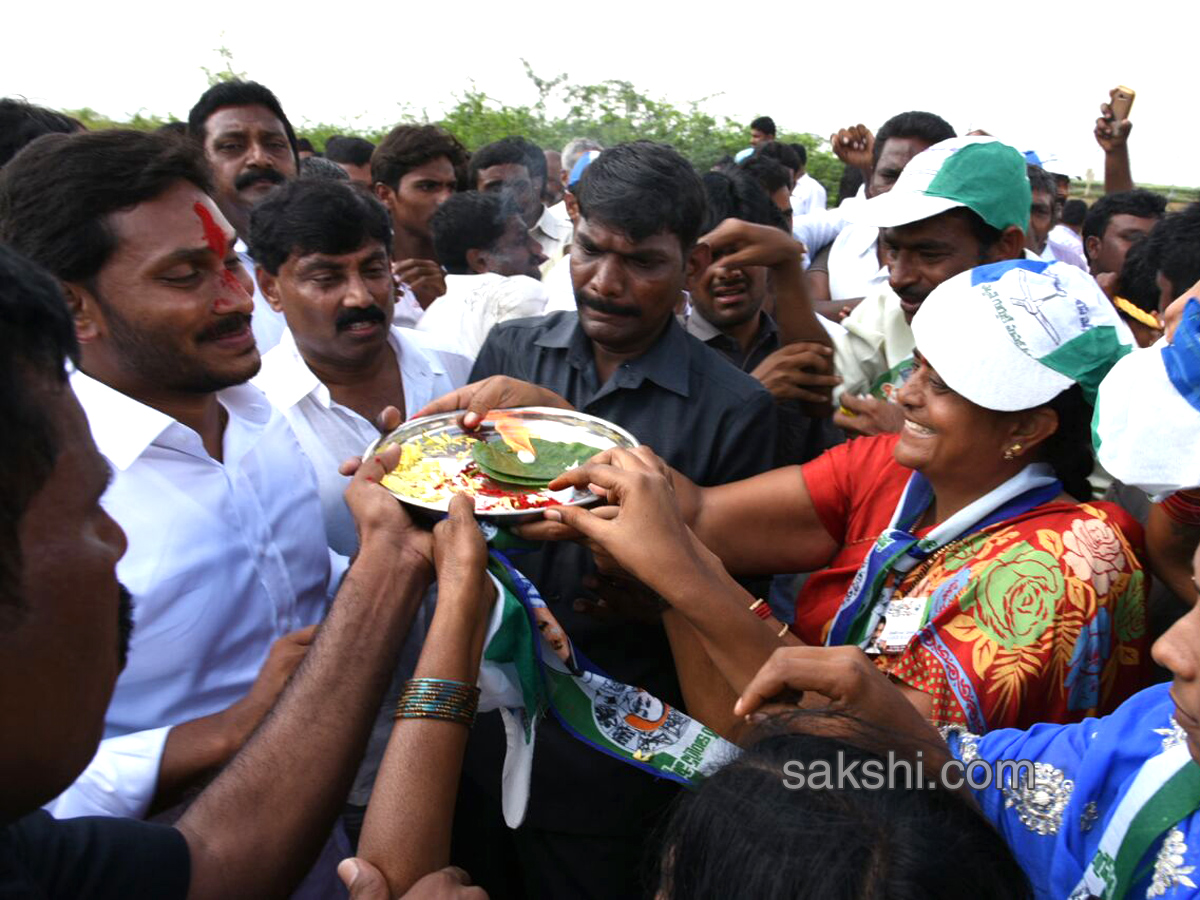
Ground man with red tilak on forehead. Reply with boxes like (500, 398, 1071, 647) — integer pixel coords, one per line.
(0, 130, 349, 896)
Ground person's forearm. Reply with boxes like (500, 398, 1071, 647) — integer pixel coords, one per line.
(152, 709, 250, 814)
(178, 538, 433, 900)
(1104, 146, 1134, 194)
(661, 611, 748, 740)
(773, 260, 831, 348)
(654, 536, 800, 696)
(356, 574, 495, 895)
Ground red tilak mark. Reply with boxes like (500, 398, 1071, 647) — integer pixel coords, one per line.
(193, 202, 243, 292)
(194, 202, 226, 256)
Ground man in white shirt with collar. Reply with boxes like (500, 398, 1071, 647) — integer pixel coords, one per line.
(187, 79, 301, 352)
(0, 129, 352, 894)
(788, 143, 827, 217)
(470, 136, 573, 268)
(248, 180, 471, 833)
(419, 190, 549, 360)
(249, 178, 472, 556)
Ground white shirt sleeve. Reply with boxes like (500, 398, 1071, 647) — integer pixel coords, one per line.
(792, 205, 847, 256)
(44, 726, 171, 819)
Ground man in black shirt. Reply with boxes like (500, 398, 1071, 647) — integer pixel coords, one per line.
(444, 142, 828, 899)
(0, 207, 464, 896)
(685, 165, 843, 466)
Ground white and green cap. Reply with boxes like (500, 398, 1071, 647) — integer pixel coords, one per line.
(852, 136, 1031, 232)
(1094, 298, 1200, 496)
(911, 260, 1134, 411)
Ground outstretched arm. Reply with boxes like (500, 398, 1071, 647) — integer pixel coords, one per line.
(1095, 90, 1135, 195)
(355, 494, 496, 895)
(176, 447, 436, 900)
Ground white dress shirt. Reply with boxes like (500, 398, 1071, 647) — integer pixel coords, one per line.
(390, 283, 425, 329)
(827, 222, 890, 301)
(254, 326, 470, 808)
(1048, 223, 1089, 270)
(541, 254, 577, 314)
(789, 172, 828, 217)
(237, 239, 288, 353)
(531, 204, 573, 268)
(416, 273, 549, 360)
(48, 372, 340, 820)
(254, 326, 472, 557)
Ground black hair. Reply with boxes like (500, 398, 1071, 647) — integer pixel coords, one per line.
(837, 165, 864, 205)
(186, 80, 298, 163)
(0, 245, 79, 619)
(325, 135, 376, 167)
(1061, 198, 1088, 227)
(655, 711, 1032, 900)
(1115, 235, 1162, 314)
(429, 191, 520, 275)
(248, 178, 392, 276)
(740, 155, 792, 198)
(750, 116, 776, 136)
(1082, 189, 1167, 245)
(296, 137, 314, 153)
(299, 156, 351, 182)
(0, 130, 213, 286)
(788, 142, 808, 167)
(155, 120, 188, 137)
(873, 111, 956, 167)
(468, 136, 548, 189)
(702, 167, 789, 233)
(1148, 201, 1200, 299)
(0, 98, 78, 168)
(1040, 384, 1096, 502)
(1026, 164, 1057, 198)
(755, 141, 801, 175)
(573, 141, 707, 250)
(371, 124, 467, 190)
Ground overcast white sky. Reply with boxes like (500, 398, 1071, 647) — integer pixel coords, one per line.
(6, 0, 1197, 187)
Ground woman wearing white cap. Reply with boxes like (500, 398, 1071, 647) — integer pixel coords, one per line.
(538, 259, 1149, 736)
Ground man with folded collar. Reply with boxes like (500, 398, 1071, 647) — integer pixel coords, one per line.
(450, 141, 831, 900)
(0, 129, 350, 896)
(188, 79, 299, 351)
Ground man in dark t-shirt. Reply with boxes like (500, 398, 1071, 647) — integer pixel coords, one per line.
(447, 142, 833, 900)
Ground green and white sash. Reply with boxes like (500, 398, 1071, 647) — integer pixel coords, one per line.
(477, 550, 739, 828)
(1069, 742, 1200, 899)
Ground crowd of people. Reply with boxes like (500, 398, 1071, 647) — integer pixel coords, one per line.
(1, 78, 1200, 900)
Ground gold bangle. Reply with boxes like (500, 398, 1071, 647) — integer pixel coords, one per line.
(777, 621, 790, 639)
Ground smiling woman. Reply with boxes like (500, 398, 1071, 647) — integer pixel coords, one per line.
(540, 259, 1149, 738)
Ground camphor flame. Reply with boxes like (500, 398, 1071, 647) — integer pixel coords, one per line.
(491, 411, 537, 459)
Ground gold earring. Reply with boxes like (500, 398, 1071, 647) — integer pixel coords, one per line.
(1003, 443, 1023, 461)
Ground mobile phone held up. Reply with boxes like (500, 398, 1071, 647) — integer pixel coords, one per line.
(1109, 86, 1135, 122)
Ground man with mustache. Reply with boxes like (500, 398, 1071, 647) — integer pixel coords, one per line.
(0, 243, 485, 900)
(449, 142, 824, 900)
(188, 80, 299, 351)
(249, 179, 471, 842)
(829, 136, 1029, 436)
(250, 178, 471, 558)
(0, 129, 350, 895)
